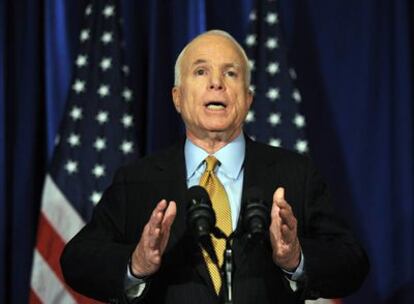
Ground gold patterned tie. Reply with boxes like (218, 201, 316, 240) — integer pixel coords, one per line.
(199, 156, 232, 295)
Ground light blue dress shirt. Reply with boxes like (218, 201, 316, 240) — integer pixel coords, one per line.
(185, 133, 245, 230)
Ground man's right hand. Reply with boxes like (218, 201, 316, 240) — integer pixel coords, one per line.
(130, 199, 177, 277)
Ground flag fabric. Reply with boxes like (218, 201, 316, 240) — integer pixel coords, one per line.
(244, 1, 338, 303)
(244, 0, 308, 154)
(29, 0, 138, 303)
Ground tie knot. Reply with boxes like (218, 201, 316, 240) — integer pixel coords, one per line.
(204, 155, 219, 172)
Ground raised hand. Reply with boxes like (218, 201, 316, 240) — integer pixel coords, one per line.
(130, 199, 177, 277)
(269, 187, 301, 271)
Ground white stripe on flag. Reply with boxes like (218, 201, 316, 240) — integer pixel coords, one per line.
(31, 250, 76, 304)
(41, 174, 85, 242)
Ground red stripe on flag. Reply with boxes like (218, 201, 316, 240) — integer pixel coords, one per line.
(35, 213, 101, 304)
(29, 289, 42, 304)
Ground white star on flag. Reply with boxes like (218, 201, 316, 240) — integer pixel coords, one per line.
(92, 164, 106, 178)
(67, 133, 81, 147)
(249, 84, 256, 94)
(249, 11, 257, 21)
(295, 140, 308, 153)
(96, 111, 109, 124)
(265, 12, 278, 25)
(80, 29, 90, 42)
(245, 110, 255, 123)
(75, 54, 88, 68)
(289, 68, 297, 79)
(122, 88, 133, 102)
(101, 32, 113, 44)
(72, 79, 86, 94)
(93, 137, 107, 151)
(100, 57, 112, 71)
(69, 106, 83, 121)
(266, 88, 280, 101)
(266, 62, 280, 75)
(269, 138, 281, 147)
(54, 135, 60, 146)
(293, 114, 306, 128)
(64, 160, 78, 174)
(268, 113, 281, 126)
(121, 114, 133, 128)
(265, 38, 278, 49)
(89, 191, 102, 205)
(292, 89, 302, 102)
(122, 65, 130, 75)
(102, 5, 115, 18)
(245, 34, 257, 47)
(248, 59, 255, 71)
(97, 84, 110, 98)
(120, 140, 134, 154)
(85, 4, 92, 16)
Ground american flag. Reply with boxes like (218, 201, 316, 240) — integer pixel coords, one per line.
(244, 1, 339, 304)
(29, 1, 138, 303)
(244, 0, 308, 154)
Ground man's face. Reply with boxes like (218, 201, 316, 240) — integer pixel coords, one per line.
(172, 34, 253, 141)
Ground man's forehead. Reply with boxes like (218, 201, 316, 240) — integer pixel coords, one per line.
(184, 35, 244, 65)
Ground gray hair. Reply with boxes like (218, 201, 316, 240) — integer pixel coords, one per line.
(174, 30, 251, 89)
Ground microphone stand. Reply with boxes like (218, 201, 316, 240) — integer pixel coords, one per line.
(211, 227, 234, 304)
(223, 238, 233, 304)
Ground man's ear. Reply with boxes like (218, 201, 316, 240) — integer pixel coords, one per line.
(247, 88, 254, 108)
(172, 86, 181, 113)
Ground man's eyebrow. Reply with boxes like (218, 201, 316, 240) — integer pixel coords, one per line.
(223, 63, 241, 69)
(191, 59, 207, 66)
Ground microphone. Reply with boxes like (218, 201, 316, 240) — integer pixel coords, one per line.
(186, 185, 216, 240)
(186, 185, 218, 264)
(243, 187, 270, 239)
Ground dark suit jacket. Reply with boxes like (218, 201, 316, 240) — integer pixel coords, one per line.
(61, 138, 369, 303)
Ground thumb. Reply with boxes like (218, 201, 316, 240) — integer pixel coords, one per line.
(274, 187, 285, 203)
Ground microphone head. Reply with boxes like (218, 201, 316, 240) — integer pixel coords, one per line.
(243, 186, 270, 238)
(186, 186, 216, 239)
(186, 185, 210, 204)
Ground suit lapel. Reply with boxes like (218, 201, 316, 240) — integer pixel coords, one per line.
(238, 136, 278, 232)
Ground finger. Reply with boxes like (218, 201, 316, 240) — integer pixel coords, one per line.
(271, 188, 282, 220)
(281, 224, 296, 243)
(270, 205, 282, 248)
(146, 200, 168, 249)
(279, 208, 296, 230)
(162, 201, 177, 230)
(158, 201, 177, 253)
(149, 199, 167, 232)
(274, 187, 285, 204)
(148, 227, 161, 249)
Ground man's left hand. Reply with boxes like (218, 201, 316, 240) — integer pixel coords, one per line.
(269, 187, 301, 271)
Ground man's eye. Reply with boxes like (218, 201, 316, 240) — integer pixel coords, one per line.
(225, 70, 237, 77)
(195, 69, 206, 76)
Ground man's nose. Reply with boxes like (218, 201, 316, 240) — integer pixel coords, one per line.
(208, 72, 224, 91)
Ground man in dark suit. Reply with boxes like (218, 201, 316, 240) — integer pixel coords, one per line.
(61, 30, 369, 303)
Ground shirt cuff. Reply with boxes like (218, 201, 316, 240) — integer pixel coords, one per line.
(281, 251, 305, 281)
(124, 260, 147, 299)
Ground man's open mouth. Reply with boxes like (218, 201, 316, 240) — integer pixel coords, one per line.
(205, 101, 227, 110)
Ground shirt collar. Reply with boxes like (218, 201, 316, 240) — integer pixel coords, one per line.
(185, 133, 245, 181)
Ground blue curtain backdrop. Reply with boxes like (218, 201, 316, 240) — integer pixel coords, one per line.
(0, 0, 413, 303)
